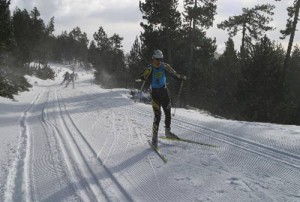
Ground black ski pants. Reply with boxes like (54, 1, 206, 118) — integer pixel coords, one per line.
(151, 86, 171, 139)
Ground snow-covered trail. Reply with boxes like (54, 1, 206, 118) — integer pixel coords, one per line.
(1, 64, 300, 201)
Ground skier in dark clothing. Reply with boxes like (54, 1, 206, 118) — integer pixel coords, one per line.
(135, 50, 186, 148)
(61, 71, 70, 85)
(65, 71, 75, 88)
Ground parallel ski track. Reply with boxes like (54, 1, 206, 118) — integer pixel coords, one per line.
(56, 89, 108, 201)
(3, 89, 43, 202)
(65, 87, 192, 201)
(55, 89, 102, 201)
(127, 105, 300, 170)
(57, 89, 133, 202)
(32, 88, 74, 201)
(127, 104, 300, 200)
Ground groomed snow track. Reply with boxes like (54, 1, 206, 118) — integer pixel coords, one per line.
(2, 67, 300, 202)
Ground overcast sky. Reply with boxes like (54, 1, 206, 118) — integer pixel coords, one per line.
(9, 0, 299, 54)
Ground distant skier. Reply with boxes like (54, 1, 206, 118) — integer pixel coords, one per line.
(61, 71, 70, 85)
(65, 71, 75, 88)
(135, 49, 186, 148)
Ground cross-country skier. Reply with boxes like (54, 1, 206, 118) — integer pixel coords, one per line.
(65, 71, 75, 88)
(61, 71, 70, 85)
(135, 49, 187, 148)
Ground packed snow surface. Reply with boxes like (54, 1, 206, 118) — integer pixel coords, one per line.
(1, 64, 300, 202)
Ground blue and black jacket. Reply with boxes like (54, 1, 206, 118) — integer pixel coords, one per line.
(138, 62, 182, 89)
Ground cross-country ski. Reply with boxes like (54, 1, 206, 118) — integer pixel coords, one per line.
(147, 140, 168, 163)
(159, 136, 218, 147)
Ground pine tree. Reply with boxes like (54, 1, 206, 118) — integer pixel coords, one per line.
(278, 0, 300, 72)
(30, 7, 46, 66)
(213, 38, 241, 116)
(0, 0, 14, 99)
(91, 27, 126, 87)
(93, 26, 111, 51)
(183, 0, 217, 106)
(69, 27, 89, 63)
(218, 4, 275, 62)
(0, 0, 13, 55)
(139, 0, 181, 63)
(239, 36, 286, 122)
(12, 8, 32, 64)
(287, 45, 300, 103)
(127, 37, 143, 88)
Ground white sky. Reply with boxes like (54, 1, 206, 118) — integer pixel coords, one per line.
(9, 0, 299, 54)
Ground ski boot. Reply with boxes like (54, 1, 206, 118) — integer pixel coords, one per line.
(165, 128, 179, 139)
(151, 137, 158, 149)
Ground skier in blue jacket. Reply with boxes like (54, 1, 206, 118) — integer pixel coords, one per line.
(135, 50, 186, 148)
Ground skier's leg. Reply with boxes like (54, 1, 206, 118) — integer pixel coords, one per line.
(162, 89, 178, 138)
(65, 79, 70, 87)
(161, 88, 171, 129)
(151, 98, 161, 147)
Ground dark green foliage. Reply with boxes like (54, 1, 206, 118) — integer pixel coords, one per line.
(0, 0, 13, 53)
(212, 38, 241, 117)
(0, 68, 31, 99)
(0, 71, 16, 99)
(279, 0, 300, 70)
(218, 4, 275, 61)
(180, 0, 217, 106)
(89, 26, 126, 88)
(0, 1, 31, 99)
(12, 8, 33, 63)
(34, 64, 55, 80)
(52, 27, 89, 64)
(127, 37, 144, 88)
(139, 0, 182, 63)
(183, 0, 217, 30)
(237, 36, 290, 122)
(286, 45, 300, 123)
(1, 5, 57, 99)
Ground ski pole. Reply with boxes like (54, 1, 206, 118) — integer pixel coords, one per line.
(139, 80, 146, 102)
(172, 81, 184, 116)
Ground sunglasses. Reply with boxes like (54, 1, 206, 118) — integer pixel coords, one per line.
(154, 58, 162, 61)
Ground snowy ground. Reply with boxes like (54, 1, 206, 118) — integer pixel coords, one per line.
(1, 64, 300, 202)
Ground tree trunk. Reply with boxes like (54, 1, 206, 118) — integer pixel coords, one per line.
(166, 27, 173, 64)
(186, 0, 197, 107)
(240, 22, 247, 63)
(284, 0, 300, 71)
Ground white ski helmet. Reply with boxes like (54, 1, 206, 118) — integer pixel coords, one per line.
(152, 49, 163, 59)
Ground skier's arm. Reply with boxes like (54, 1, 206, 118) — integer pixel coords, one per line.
(164, 63, 187, 81)
(135, 66, 152, 82)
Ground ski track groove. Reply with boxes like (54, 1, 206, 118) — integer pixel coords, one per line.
(49, 90, 92, 201)
(126, 104, 300, 200)
(56, 90, 107, 201)
(69, 88, 161, 201)
(52, 82, 300, 201)
(96, 110, 115, 161)
(3, 89, 43, 202)
(69, 87, 192, 202)
(102, 110, 118, 166)
(21, 87, 83, 202)
(58, 89, 134, 201)
(36, 88, 79, 201)
(127, 105, 300, 170)
(34, 90, 62, 200)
